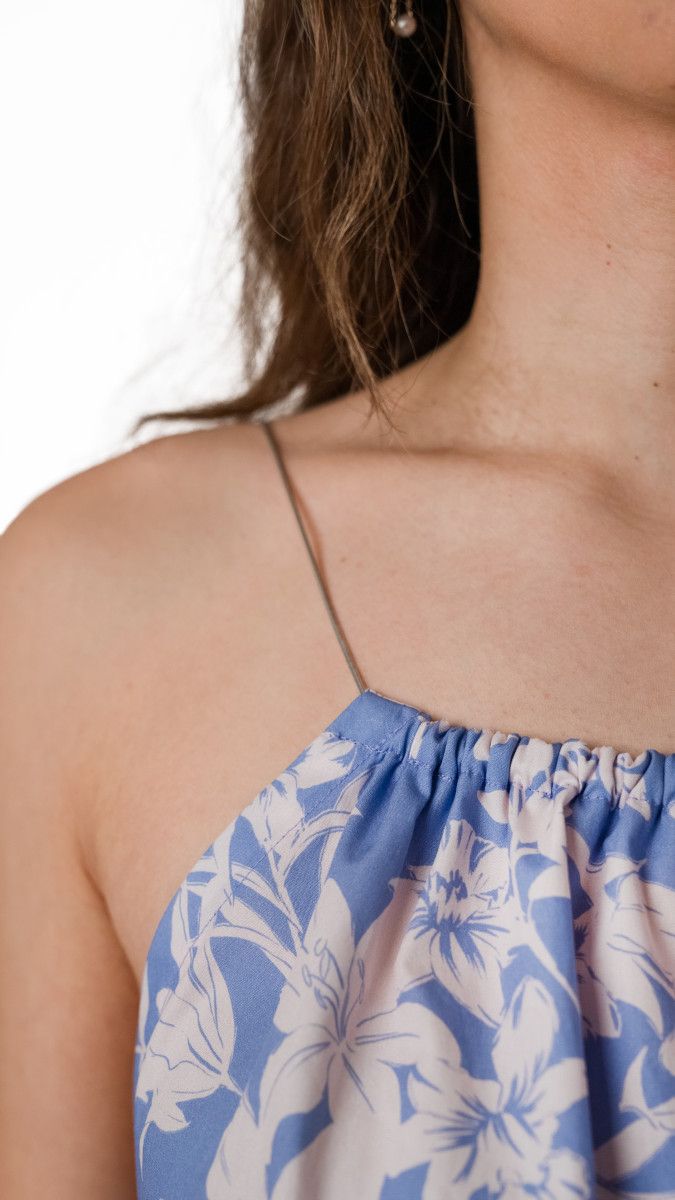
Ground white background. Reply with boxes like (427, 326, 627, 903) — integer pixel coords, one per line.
(0, 0, 246, 531)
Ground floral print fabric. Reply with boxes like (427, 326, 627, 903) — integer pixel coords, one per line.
(134, 687, 675, 1199)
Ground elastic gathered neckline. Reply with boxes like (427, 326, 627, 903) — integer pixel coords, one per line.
(324, 686, 672, 806)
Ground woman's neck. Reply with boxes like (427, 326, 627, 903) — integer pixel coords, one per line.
(386, 9, 674, 513)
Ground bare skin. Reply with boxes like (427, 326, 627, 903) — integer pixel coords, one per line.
(1, 1, 673, 1195)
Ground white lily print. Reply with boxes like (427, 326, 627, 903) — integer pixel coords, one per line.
(133, 688, 675, 1199)
(568, 829, 675, 1038)
(467, 771, 583, 1019)
(397, 819, 520, 1026)
(594, 1029, 675, 1187)
(407, 975, 591, 1199)
(135, 933, 239, 1170)
(206, 877, 460, 1199)
(135, 730, 365, 1171)
(243, 730, 358, 854)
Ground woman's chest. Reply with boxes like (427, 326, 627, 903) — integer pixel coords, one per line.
(89, 495, 674, 987)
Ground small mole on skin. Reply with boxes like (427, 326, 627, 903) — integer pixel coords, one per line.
(634, 454, 640, 461)
(653, 381, 660, 387)
(606, 260, 611, 266)
(606, 243, 612, 249)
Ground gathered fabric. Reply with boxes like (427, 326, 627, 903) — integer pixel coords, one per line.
(134, 686, 675, 1199)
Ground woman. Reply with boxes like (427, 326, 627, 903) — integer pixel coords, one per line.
(1, 1, 673, 1197)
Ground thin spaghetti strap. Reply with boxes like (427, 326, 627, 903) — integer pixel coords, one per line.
(261, 419, 367, 696)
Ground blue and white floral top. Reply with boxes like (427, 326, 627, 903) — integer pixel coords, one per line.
(133, 685, 675, 1200)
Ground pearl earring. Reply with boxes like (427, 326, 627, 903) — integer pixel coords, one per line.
(389, 0, 418, 38)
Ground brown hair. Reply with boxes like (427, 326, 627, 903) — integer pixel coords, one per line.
(133, 0, 478, 436)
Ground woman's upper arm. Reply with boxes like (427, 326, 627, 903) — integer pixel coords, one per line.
(0, 489, 139, 1198)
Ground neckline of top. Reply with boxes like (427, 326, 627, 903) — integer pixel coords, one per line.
(139, 681, 672, 985)
(327, 685, 674, 765)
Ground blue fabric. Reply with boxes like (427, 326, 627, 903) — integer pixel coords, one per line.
(134, 687, 675, 1199)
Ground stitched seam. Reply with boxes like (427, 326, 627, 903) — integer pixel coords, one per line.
(328, 720, 482, 786)
(332, 725, 655, 801)
(326, 703, 418, 758)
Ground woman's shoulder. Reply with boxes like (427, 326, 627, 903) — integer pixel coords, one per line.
(0, 392, 383, 828)
(0, 403, 369, 785)
(0, 419, 283, 806)
(0, 420, 274, 628)
(3, 419, 269, 554)
(0, 392, 373, 587)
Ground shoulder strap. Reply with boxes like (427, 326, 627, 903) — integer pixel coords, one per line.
(261, 419, 367, 695)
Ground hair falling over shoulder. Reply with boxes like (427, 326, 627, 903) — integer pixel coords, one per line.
(135, 0, 480, 435)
